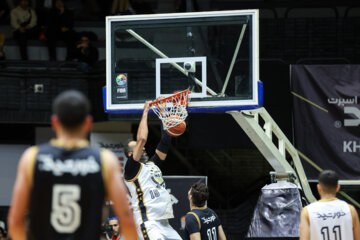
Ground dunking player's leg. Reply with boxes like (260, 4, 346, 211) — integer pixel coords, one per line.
(144, 220, 182, 240)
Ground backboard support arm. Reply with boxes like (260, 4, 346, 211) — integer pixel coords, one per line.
(220, 24, 247, 96)
(228, 107, 316, 203)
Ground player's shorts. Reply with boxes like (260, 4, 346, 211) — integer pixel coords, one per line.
(138, 219, 182, 240)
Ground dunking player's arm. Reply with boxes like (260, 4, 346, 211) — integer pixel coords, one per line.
(300, 205, 360, 240)
(125, 101, 172, 180)
(132, 101, 151, 162)
(124, 101, 151, 180)
(154, 122, 172, 161)
(124, 102, 150, 180)
(132, 100, 170, 161)
(102, 149, 138, 240)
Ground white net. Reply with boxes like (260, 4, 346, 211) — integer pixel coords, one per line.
(151, 90, 190, 130)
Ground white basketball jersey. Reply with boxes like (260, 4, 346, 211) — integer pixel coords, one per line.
(125, 162, 174, 225)
(307, 199, 353, 240)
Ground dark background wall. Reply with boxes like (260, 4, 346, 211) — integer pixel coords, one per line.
(1, 0, 360, 238)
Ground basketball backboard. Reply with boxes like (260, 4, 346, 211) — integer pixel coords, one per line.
(104, 10, 262, 114)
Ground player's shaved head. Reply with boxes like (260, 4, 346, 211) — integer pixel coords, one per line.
(318, 170, 339, 194)
(125, 140, 148, 162)
(52, 90, 91, 130)
(190, 183, 209, 207)
(125, 140, 136, 157)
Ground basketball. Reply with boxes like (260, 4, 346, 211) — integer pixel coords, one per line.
(165, 115, 186, 137)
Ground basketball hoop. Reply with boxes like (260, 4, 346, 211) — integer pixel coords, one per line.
(150, 89, 190, 130)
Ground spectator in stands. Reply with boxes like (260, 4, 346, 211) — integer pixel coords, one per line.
(45, 0, 76, 61)
(111, 0, 134, 15)
(0, 33, 5, 60)
(105, 217, 123, 240)
(10, 0, 38, 60)
(72, 31, 99, 68)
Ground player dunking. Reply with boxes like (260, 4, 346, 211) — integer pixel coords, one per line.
(300, 170, 360, 240)
(124, 101, 182, 240)
(185, 183, 226, 240)
(8, 90, 138, 240)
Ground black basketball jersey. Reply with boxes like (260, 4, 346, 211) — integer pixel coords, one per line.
(185, 207, 221, 240)
(28, 141, 106, 240)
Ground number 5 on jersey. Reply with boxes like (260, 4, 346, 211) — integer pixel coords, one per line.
(51, 184, 81, 233)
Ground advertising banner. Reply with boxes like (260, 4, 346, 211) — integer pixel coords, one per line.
(291, 65, 360, 180)
(90, 132, 132, 169)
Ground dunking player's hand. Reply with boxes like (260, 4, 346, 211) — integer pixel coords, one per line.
(144, 100, 152, 113)
(154, 96, 166, 117)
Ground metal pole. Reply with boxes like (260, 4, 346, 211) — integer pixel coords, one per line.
(220, 24, 247, 96)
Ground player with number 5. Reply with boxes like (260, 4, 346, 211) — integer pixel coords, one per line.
(8, 90, 138, 240)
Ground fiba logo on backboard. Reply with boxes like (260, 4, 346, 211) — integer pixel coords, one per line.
(116, 74, 127, 86)
(115, 73, 128, 99)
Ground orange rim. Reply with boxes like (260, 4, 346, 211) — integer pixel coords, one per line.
(150, 89, 190, 107)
